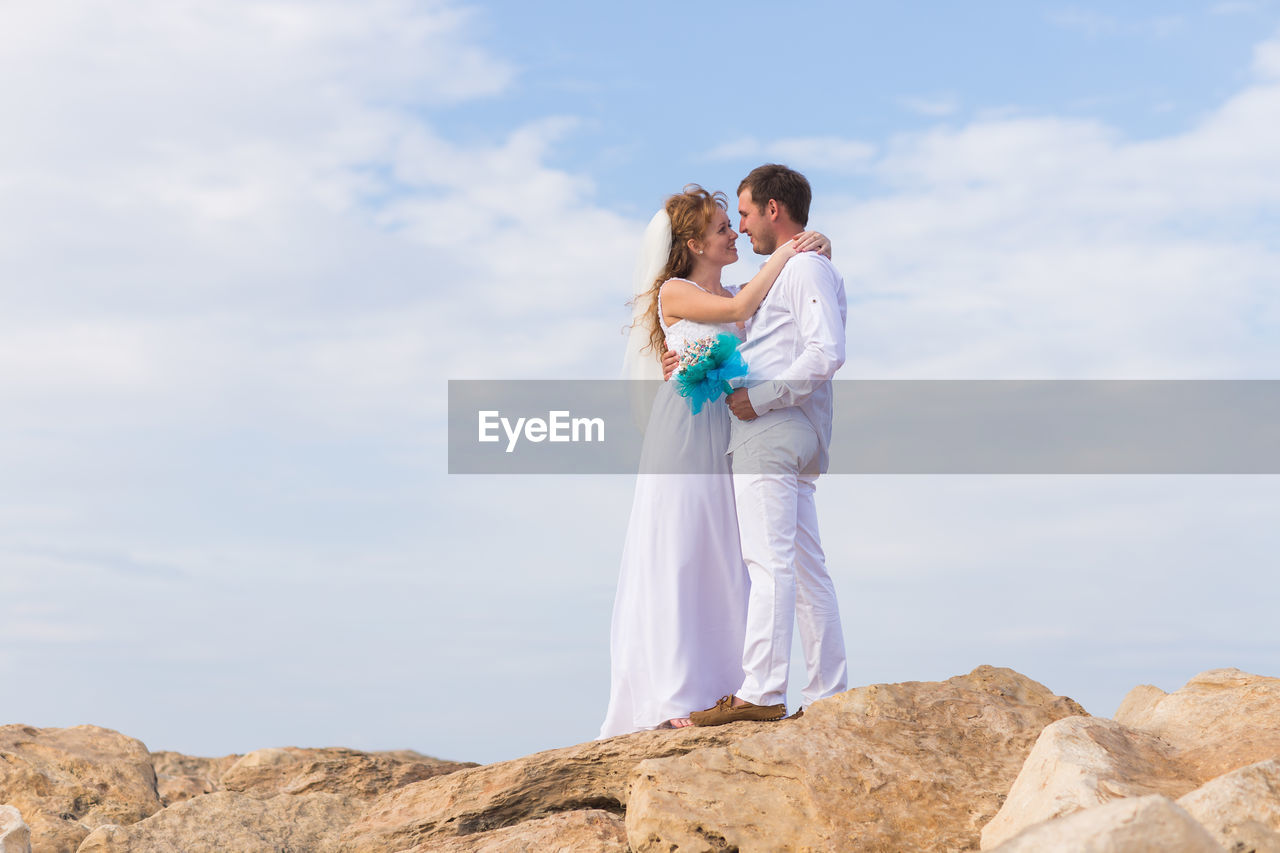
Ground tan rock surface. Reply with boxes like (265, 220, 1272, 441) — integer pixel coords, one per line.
(0, 805, 31, 853)
(152, 776, 209, 809)
(1116, 668, 1280, 781)
(149, 751, 241, 806)
(339, 722, 780, 852)
(989, 794, 1222, 852)
(0, 725, 160, 853)
(981, 715, 1199, 849)
(399, 809, 629, 853)
(625, 666, 1086, 853)
(219, 746, 475, 802)
(1178, 758, 1280, 853)
(76, 791, 360, 853)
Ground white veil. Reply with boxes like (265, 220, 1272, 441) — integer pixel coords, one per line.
(622, 208, 671, 380)
(622, 208, 671, 427)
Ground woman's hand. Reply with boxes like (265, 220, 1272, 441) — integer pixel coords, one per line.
(792, 231, 832, 259)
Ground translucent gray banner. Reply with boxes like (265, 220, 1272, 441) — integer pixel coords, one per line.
(448, 380, 1280, 474)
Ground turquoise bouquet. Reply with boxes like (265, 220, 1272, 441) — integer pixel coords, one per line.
(674, 333, 749, 414)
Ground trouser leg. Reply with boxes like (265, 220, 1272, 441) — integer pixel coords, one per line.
(732, 421, 817, 707)
(733, 466, 798, 707)
(794, 473, 848, 705)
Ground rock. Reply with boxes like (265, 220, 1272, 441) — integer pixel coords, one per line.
(398, 810, 629, 853)
(986, 668, 1280, 849)
(149, 751, 240, 783)
(370, 749, 448, 763)
(219, 746, 475, 801)
(1115, 683, 1166, 723)
(1116, 668, 1280, 782)
(988, 794, 1222, 852)
(0, 725, 160, 853)
(149, 751, 241, 806)
(625, 666, 1087, 853)
(0, 805, 31, 853)
(1177, 758, 1280, 852)
(980, 716, 1200, 849)
(153, 776, 210, 809)
(76, 791, 360, 853)
(339, 722, 782, 852)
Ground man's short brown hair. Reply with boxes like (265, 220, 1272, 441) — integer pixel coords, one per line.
(738, 164, 811, 227)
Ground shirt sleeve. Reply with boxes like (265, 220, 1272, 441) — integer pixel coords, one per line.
(746, 257, 846, 415)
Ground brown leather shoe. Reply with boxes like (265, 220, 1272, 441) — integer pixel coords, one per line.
(689, 695, 786, 726)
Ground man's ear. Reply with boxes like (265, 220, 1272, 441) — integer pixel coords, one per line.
(766, 199, 780, 221)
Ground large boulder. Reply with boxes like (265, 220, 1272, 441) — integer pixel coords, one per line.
(989, 795, 1222, 852)
(219, 746, 474, 801)
(625, 666, 1086, 853)
(76, 791, 359, 853)
(980, 716, 1199, 848)
(0, 725, 160, 853)
(1177, 759, 1280, 852)
(1116, 668, 1280, 781)
(339, 722, 781, 852)
(0, 805, 31, 853)
(986, 667, 1280, 848)
(398, 809, 628, 853)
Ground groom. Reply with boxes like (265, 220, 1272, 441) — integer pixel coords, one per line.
(692, 164, 849, 725)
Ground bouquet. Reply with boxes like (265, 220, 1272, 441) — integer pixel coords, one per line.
(674, 333, 748, 414)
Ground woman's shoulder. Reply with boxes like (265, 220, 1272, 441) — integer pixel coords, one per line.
(659, 277, 700, 302)
(663, 277, 717, 294)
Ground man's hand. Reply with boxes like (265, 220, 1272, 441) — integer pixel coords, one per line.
(726, 388, 758, 421)
(661, 348, 679, 381)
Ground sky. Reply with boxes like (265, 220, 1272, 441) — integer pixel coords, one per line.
(1, 0, 1278, 765)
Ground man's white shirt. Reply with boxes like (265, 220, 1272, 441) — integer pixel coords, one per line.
(727, 251, 847, 472)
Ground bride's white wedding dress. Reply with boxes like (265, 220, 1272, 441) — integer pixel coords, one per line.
(599, 280, 749, 738)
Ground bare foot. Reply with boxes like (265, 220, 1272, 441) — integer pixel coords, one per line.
(658, 717, 693, 729)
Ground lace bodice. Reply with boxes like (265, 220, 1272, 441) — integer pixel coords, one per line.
(657, 278, 744, 357)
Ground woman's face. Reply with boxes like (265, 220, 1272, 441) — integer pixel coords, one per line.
(697, 208, 739, 268)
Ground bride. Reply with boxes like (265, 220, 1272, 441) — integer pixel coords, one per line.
(600, 185, 829, 736)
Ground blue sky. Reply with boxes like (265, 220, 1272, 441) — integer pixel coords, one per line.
(1, 0, 1278, 765)
(463, 1, 1275, 206)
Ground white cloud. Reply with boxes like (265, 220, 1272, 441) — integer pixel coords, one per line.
(1146, 15, 1188, 37)
(1210, 1, 1269, 15)
(1046, 8, 1190, 38)
(0, 0, 639, 445)
(0, 3, 642, 727)
(1255, 33, 1280, 77)
(707, 135, 877, 173)
(1046, 7, 1121, 36)
(898, 95, 961, 117)
(796, 31, 1280, 379)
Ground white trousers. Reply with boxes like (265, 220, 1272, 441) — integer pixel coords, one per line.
(732, 419, 848, 707)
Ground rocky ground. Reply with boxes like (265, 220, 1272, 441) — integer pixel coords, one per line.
(1, 665, 1277, 852)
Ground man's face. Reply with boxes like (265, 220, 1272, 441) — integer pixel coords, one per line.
(737, 189, 776, 255)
